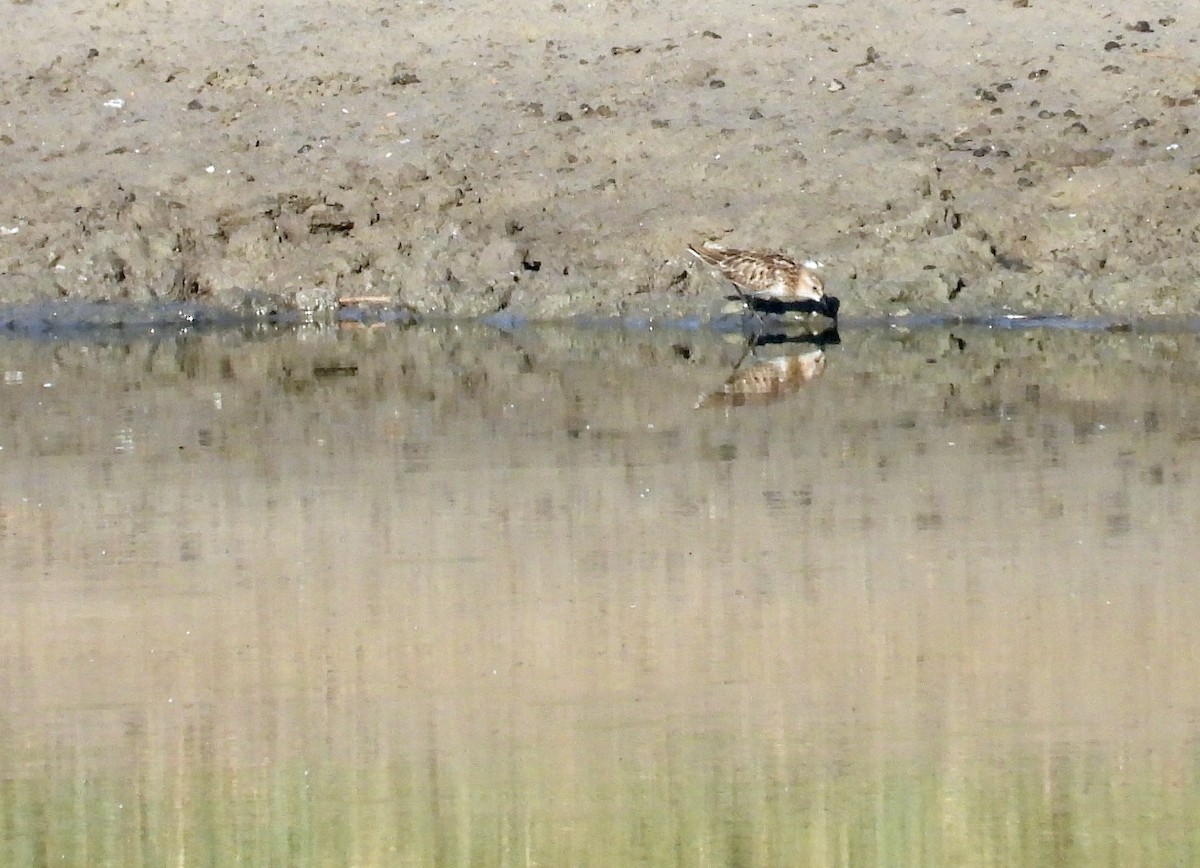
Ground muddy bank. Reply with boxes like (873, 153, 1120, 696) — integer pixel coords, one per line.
(2, 0, 1197, 321)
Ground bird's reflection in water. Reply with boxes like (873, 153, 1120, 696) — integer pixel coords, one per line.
(696, 327, 839, 410)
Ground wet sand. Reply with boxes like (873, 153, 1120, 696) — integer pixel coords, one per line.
(2, 0, 1198, 321)
(3, 323, 1200, 861)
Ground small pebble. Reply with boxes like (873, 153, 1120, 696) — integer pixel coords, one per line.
(389, 68, 420, 87)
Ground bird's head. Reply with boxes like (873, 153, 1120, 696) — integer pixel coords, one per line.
(798, 270, 825, 303)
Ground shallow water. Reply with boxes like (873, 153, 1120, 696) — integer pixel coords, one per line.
(2, 321, 1200, 866)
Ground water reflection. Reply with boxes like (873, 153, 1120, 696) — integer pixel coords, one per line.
(2, 322, 1200, 864)
(697, 327, 838, 409)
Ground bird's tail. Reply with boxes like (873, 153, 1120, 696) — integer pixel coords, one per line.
(687, 241, 726, 265)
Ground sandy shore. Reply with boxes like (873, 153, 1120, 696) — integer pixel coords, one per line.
(2, 0, 1197, 321)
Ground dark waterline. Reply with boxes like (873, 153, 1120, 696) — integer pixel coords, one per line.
(4, 299, 1200, 343)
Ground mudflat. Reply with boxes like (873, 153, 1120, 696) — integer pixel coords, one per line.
(2, 0, 1196, 320)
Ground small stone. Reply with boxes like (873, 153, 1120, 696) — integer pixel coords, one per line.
(555, 111, 573, 122)
(186, 98, 203, 110)
(708, 78, 725, 88)
(749, 108, 763, 120)
(1104, 40, 1121, 51)
(1133, 117, 1152, 129)
(1129, 20, 1152, 32)
(389, 64, 420, 86)
(1028, 68, 1050, 80)
(651, 118, 669, 128)
(1064, 121, 1088, 135)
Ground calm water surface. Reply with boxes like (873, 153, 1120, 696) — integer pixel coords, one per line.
(2, 321, 1200, 865)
